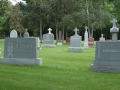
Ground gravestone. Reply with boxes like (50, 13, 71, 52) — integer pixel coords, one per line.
(99, 34, 105, 41)
(10, 30, 18, 38)
(110, 18, 119, 41)
(37, 37, 40, 49)
(84, 26, 89, 48)
(90, 18, 120, 72)
(66, 37, 70, 44)
(42, 28, 55, 47)
(0, 38, 42, 66)
(69, 27, 83, 52)
(24, 28, 29, 38)
(88, 38, 94, 46)
(57, 31, 63, 45)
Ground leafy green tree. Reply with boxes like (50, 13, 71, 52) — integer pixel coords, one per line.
(9, 4, 24, 37)
(23, 0, 50, 40)
(0, 0, 12, 37)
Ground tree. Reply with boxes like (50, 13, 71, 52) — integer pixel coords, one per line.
(9, 4, 24, 37)
(23, 0, 50, 41)
(0, 0, 12, 37)
(85, 0, 112, 38)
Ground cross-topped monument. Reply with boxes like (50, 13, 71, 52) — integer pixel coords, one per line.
(111, 18, 117, 27)
(101, 34, 103, 37)
(24, 28, 29, 38)
(110, 18, 119, 41)
(74, 27, 79, 36)
(25, 28, 28, 32)
(85, 26, 88, 31)
(48, 28, 52, 34)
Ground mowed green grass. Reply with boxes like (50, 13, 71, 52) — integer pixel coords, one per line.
(0, 39, 120, 90)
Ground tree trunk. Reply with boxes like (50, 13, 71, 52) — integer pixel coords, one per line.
(40, 18, 42, 42)
(86, 0, 91, 38)
(62, 27, 64, 43)
(66, 30, 68, 38)
(55, 17, 58, 43)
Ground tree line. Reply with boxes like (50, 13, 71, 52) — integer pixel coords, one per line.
(0, 0, 120, 41)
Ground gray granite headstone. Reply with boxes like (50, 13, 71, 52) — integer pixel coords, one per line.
(91, 18, 120, 72)
(69, 27, 83, 52)
(110, 18, 119, 41)
(24, 28, 29, 38)
(42, 28, 55, 47)
(91, 41, 120, 72)
(10, 30, 18, 38)
(0, 38, 42, 66)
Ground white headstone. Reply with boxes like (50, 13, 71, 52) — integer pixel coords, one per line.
(74, 27, 79, 36)
(84, 26, 89, 48)
(10, 30, 18, 38)
(99, 34, 105, 41)
(48, 28, 52, 34)
(111, 18, 117, 27)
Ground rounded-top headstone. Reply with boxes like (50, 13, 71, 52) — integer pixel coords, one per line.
(10, 29, 18, 38)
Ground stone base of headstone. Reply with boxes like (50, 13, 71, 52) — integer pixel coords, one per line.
(84, 43, 89, 49)
(69, 47, 83, 52)
(57, 42, 63, 45)
(0, 58, 42, 66)
(42, 44, 56, 47)
(90, 41, 120, 72)
(91, 64, 120, 73)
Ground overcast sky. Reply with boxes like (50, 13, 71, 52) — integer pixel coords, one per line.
(9, 0, 25, 5)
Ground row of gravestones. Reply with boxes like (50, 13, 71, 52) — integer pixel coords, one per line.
(1, 18, 120, 73)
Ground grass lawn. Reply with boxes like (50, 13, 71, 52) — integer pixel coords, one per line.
(0, 39, 120, 90)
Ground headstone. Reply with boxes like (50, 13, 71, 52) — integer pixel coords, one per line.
(0, 38, 42, 66)
(110, 18, 119, 41)
(84, 26, 89, 48)
(10, 30, 18, 38)
(91, 18, 120, 72)
(66, 37, 70, 44)
(69, 27, 83, 52)
(48, 28, 52, 34)
(88, 38, 94, 46)
(57, 31, 63, 45)
(99, 34, 105, 41)
(24, 28, 29, 38)
(42, 28, 55, 47)
(37, 37, 40, 49)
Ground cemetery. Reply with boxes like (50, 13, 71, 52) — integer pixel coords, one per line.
(1, 0, 120, 90)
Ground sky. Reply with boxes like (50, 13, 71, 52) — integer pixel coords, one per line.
(8, 0, 26, 5)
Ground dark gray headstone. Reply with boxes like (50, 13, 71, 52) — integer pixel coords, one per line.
(0, 37, 42, 66)
(91, 41, 120, 72)
(69, 27, 83, 52)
